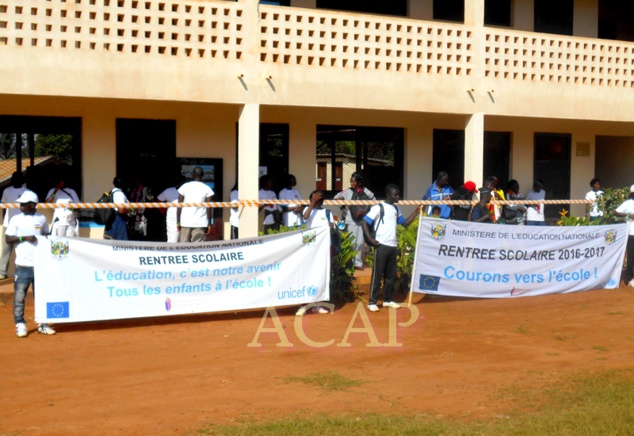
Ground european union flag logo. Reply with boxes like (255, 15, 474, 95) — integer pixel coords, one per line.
(419, 274, 440, 292)
(46, 302, 70, 319)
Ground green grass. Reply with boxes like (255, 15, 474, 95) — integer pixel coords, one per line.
(196, 369, 634, 435)
(283, 370, 365, 392)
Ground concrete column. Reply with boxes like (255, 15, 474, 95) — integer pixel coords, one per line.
(464, 113, 484, 185)
(570, 131, 595, 216)
(405, 121, 433, 199)
(573, 0, 599, 38)
(238, 104, 261, 238)
(511, 125, 534, 195)
(289, 119, 315, 197)
(464, 0, 485, 27)
(83, 112, 117, 204)
(514, 0, 534, 31)
(409, 0, 434, 20)
(292, 0, 316, 8)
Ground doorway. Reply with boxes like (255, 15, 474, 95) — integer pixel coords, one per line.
(534, 133, 571, 220)
(316, 125, 404, 199)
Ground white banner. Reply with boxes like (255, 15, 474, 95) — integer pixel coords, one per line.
(34, 227, 330, 323)
(412, 218, 628, 298)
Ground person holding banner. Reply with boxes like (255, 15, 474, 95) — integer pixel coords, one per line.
(5, 190, 56, 337)
(614, 186, 634, 287)
(334, 172, 375, 271)
(295, 190, 334, 316)
(362, 184, 420, 312)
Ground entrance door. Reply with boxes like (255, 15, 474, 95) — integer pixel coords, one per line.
(116, 118, 177, 192)
(534, 133, 571, 220)
(116, 118, 177, 241)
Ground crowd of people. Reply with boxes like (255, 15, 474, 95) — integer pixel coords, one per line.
(2, 166, 631, 336)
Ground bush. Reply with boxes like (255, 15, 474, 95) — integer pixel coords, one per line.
(263, 225, 358, 303)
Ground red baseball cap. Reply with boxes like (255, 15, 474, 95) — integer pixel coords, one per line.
(463, 181, 478, 193)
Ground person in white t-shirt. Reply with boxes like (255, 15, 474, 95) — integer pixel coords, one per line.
(0, 172, 27, 279)
(279, 174, 303, 228)
(229, 183, 240, 240)
(5, 190, 55, 337)
(259, 175, 280, 234)
(585, 178, 604, 223)
(45, 174, 81, 237)
(614, 185, 634, 287)
(177, 167, 214, 242)
(362, 184, 420, 313)
(525, 180, 547, 226)
(157, 175, 186, 243)
(295, 190, 334, 316)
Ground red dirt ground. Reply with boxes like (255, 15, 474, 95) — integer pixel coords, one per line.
(1, 277, 633, 435)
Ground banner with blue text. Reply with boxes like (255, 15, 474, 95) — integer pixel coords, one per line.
(411, 219, 628, 298)
(34, 226, 330, 323)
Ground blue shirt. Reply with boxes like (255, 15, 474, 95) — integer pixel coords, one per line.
(422, 182, 454, 219)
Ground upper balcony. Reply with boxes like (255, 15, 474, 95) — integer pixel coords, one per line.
(1, 0, 633, 122)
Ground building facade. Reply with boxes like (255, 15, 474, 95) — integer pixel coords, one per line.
(1, 0, 633, 237)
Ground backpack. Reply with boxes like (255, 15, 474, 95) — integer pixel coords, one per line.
(93, 190, 116, 229)
(349, 188, 372, 222)
(502, 205, 517, 221)
(363, 204, 385, 246)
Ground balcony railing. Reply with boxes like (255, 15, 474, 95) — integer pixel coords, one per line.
(1, 0, 633, 90)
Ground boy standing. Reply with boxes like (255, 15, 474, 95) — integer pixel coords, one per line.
(362, 184, 420, 312)
(5, 191, 55, 337)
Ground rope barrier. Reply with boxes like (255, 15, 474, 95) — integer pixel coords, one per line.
(0, 199, 594, 209)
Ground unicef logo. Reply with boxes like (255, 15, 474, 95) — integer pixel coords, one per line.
(607, 279, 617, 287)
(307, 286, 318, 297)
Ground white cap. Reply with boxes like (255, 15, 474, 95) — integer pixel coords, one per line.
(630, 184, 634, 193)
(16, 190, 39, 204)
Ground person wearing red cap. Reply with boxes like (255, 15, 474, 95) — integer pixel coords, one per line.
(450, 181, 478, 221)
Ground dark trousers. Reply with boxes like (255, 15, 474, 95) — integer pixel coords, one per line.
(369, 244, 398, 305)
(625, 235, 634, 284)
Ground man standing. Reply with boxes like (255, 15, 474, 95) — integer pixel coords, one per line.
(450, 181, 478, 221)
(469, 187, 494, 223)
(614, 185, 634, 287)
(362, 184, 420, 312)
(177, 167, 214, 242)
(334, 172, 375, 271)
(585, 178, 604, 223)
(6, 190, 55, 337)
(525, 180, 546, 226)
(0, 172, 27, 279)
(279, 174, 303, 228)
(157, 174, 186, 242)
(423, 172, 454, 219)
(104, 176, 130, 241)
